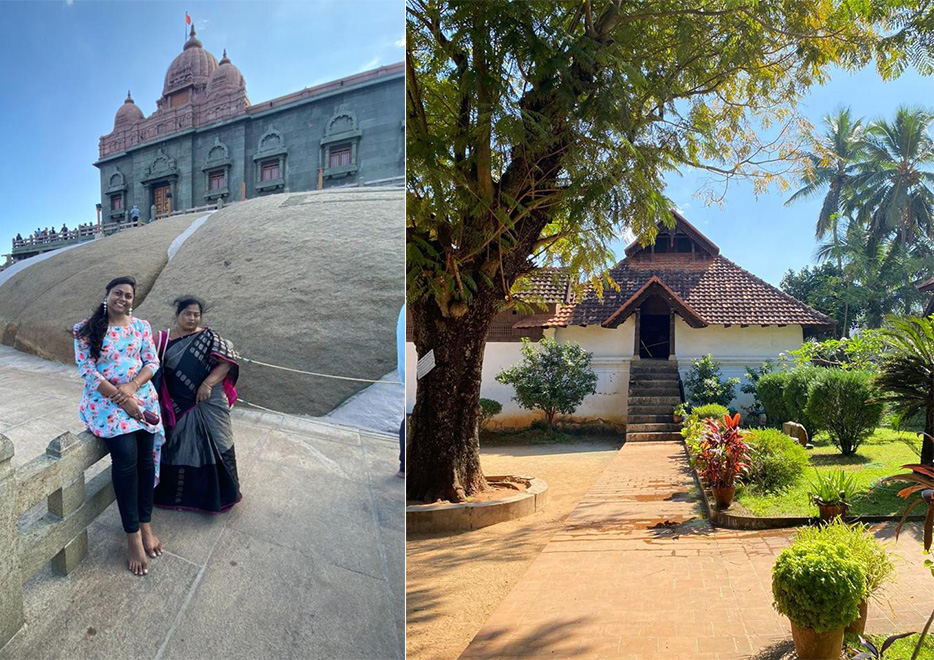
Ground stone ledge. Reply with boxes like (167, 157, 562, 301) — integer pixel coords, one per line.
(406, 475, 547, 534)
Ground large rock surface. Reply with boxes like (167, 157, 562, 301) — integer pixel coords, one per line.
(134, 188, 403, 415)
(0, 188, 404, 416)
(0, 214, 200, 363)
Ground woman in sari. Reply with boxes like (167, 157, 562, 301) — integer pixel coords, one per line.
(74, 275, 165, 576)
(153, 296, 242, 512)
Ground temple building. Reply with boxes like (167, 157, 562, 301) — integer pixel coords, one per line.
(95, 26, 403, 223)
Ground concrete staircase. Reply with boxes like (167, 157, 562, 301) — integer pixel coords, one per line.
(626, 359, 683, 442)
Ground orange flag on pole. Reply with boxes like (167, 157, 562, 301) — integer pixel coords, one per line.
(186, 12, 191, 25)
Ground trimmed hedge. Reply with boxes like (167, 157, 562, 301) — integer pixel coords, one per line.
(804, 369, 883, 456)
(757, 370, 790, 427)
(744, 428, 809, 493)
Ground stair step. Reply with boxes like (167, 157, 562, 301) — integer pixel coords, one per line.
(629, 378, 681, 387)
(628, 414, 675, 424)
(628, 423, 682, 433)
(628, 405, 678, 415)
(629, 395, 681, 405)
(626, 431, 683, 442)
(628, 386, 681, 397)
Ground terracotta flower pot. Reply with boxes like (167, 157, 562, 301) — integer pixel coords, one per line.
(711, 485, 736, 509)
(844, 600, 868, 635)
(817, 503, 848, 522)
(673, 414, 683, 424)
(790, 621, 844, 660)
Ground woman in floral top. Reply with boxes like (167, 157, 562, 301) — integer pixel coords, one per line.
(74, 276, 165, 576)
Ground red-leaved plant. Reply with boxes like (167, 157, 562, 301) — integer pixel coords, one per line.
(692, 413, 751, 488)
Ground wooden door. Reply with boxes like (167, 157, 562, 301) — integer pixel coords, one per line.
(154, 184, 170, 218)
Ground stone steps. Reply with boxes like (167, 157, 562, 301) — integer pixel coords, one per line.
(628, 413, 675, 424)
(628, 395, 681, 406)
(627, 422, 682, 433)
(626, 431, 683, 442)
(630, 386, 680, 397)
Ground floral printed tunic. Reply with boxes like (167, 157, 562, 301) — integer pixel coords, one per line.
(73, 317, 166, 484)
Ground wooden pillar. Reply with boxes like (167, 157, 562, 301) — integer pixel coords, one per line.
(0, 434, 24, 648)
(632, 309, 641, 360)
(669, 312, 677, 361)
(47, 433, 88, 576)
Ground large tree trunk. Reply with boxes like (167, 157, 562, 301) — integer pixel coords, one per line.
(406, 291, 500, 503)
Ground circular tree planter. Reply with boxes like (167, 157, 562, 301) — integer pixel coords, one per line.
(406, 475, 547, 534)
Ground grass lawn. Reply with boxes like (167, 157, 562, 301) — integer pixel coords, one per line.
(735, 428, 925, 518)
(481, 426, 624, 446)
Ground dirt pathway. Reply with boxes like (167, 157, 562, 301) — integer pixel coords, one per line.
(405, 440, 620, 660)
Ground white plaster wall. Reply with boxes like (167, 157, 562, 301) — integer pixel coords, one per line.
(674, 318, 803, 412)
(405, 319, 636, 427)
(404, 317, 803, 425)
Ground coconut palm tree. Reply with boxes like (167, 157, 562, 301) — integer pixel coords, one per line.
(849, 106, 934, 248)
(876, 315, 934, 465)
(789, 108, 865, 335)
(787, 107, 865, 245)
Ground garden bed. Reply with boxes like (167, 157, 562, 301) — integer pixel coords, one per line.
(690, 428, 928, 529)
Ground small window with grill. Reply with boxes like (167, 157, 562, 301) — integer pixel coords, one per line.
(111, 194, 123, 211)
(328, 145, 352, 169)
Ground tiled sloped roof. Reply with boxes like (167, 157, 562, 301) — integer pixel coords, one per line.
(511, 268, 571, 303)
(918, 276, 934, 293)
(563, 254, 833, 328)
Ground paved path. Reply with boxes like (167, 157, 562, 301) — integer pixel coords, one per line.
(461, 442, 932, 660)
(0, 346, 403, 659)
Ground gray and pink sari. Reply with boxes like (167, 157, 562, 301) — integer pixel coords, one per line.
(152, 327, 242, 513)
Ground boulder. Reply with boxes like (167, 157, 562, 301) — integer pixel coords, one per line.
(0, 188, 404, 417)
(0, 214, 200, 363)
(133, 188, 403, 416)
(782, 421, 809, 448)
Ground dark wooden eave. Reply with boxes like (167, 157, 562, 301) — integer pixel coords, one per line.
(601, 276, 707, 329)
(623, 209, 720, 258)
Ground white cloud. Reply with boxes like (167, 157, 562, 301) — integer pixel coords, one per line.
(395, 34, 405, 48)
(359, 57, 380, 72)
(65, 0, 74, 5)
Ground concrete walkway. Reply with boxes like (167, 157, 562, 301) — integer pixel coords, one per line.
(0, 346, 403, 659)
(461, 442, 932, 660)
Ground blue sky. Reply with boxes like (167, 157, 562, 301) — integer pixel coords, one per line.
(649, 65, 933, 285)
(0, 0, 402, 257)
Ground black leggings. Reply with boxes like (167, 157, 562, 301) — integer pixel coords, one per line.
(105, 431, 155, 534)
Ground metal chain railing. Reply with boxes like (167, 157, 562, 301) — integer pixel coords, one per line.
(238, 355, 402, 385)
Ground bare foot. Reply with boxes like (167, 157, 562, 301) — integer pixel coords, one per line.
(127, 533, 149, 576)
(140, 523, 163, 558)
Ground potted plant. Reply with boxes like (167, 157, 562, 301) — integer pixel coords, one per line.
(793, 519, 895, 635)
(772, 539, 866, 660)
(673, 403, 689, 424)
(808, 469, 857, 521)
(692, 413, 750, 509)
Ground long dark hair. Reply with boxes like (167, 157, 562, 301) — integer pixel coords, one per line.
(173, 295, 206, 316)
(74, 276, 137, 359)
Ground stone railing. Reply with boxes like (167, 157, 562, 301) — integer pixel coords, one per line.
(0, 431, 114, 649)
(11, 226, 99, 250)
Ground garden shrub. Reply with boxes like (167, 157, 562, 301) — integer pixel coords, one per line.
(793, 519, 894, 596)
(757, 370, 790, 427)
(744, 428, 809, 493)
(782, 367, 823, 437)
(804, 369, 883, 456)
(478, 398, 503, 431)
(495, 337, 598, 430)
(684, 355, 739, 407)
(772, 540, 866, 632)
(680, 404, 729, 452)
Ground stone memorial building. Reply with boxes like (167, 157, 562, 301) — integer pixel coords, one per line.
(95, 26, 403, 223)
